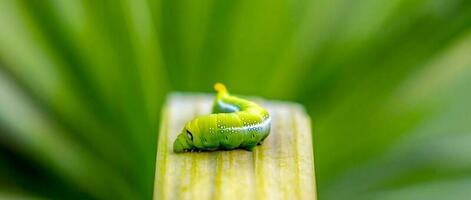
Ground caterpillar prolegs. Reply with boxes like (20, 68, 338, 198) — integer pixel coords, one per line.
(173, 83, 271, 153)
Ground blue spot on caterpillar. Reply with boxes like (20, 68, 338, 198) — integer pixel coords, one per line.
(173, 83, 271, 153)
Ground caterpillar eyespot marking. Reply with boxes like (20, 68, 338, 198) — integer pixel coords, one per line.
(173, 83, 272, 153)
(186, 130, 193, 141)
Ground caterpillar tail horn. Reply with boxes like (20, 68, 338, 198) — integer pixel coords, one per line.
(214, 83, 228, 96)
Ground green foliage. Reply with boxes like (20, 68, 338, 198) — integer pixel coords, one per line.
(0, 0, 470, 199)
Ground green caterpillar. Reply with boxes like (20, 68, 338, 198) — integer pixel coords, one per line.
(173, 83, 271, 153)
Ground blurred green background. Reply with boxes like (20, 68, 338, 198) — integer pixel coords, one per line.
(1, 0, 470, 199)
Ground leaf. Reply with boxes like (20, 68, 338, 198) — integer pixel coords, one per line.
(154, 94, 317, 199)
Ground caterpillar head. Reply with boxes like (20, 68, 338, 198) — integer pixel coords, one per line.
(173, 129, 194, 153)
(173, 121, 200, 153)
